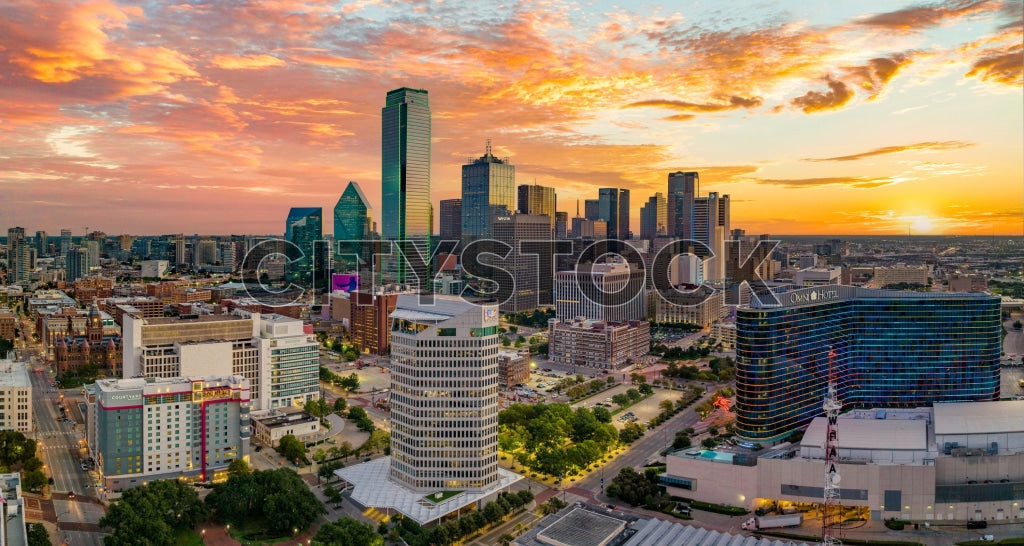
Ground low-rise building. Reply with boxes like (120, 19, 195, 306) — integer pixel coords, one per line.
(660, 401, 1024, 523)
(792, 267, 841, 286)
(873, 264, 930, 287)
(0, 473, 28, 546)
(498, 350, 529, 388)
(251, 410, 320, 447)
(103, 297, 164, 324)
(87, 375, 251, 491)
(140, 260, 169, 279)
(548, 318, 650, 370)
(710, 321, 736, 348)
(0, 357, 31, 433)
(652, 285, 725, 327)
(0, 308, 15, 340)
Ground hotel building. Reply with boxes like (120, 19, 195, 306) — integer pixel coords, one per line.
(87, 375, 250, 491)
(735, 285, 1001, 443)
(122, 312, 318, 411)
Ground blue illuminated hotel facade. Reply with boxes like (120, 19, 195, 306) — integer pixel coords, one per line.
(735, 285, 1001, 442)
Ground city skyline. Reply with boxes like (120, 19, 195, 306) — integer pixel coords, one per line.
(1, 0, 1021, 236)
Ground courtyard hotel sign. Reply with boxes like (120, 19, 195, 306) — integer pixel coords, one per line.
(789, 287, 841, 306)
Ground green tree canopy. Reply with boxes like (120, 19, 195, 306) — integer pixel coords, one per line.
(277, 434, 308, 463)
(313, 517, 383, 546)
(206, 468, 326, 535)
(99, 479, 208, 546)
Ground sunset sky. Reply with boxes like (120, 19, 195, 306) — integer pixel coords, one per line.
(1, 0, 1021, 236)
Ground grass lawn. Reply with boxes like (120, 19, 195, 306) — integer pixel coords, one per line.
(174, 529, 203, 546)
(424, 490, 463, 504)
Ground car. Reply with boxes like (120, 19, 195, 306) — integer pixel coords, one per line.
(68, 491, 75, 499)
(980, 535, 995, 542)
(81, 464, 87, 471)
(967, 520, 988, 529)
(254, 445, 262, 452)
(606, 504, 616, 510)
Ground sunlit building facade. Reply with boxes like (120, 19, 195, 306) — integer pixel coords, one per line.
(382, 88, 432, 285)
(388, 295, 500, 492)
(735, 285, 1001, 442)
(461, 142, 515, 243)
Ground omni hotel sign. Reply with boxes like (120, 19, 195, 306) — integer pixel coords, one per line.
(788, 287, 841, 306)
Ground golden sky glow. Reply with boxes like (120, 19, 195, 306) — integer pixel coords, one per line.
(0, 0, 1021, 235)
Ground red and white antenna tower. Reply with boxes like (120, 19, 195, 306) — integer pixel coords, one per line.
(822, 346, 842, 546)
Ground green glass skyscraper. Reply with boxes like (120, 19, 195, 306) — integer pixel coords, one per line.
(334, 181, 373, 271)
(382, 88, 431, 286)
(285, 207, 322, 284)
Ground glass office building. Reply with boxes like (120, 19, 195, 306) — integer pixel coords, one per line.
(333, 181, 373, 270)
(735, 285, 1001, 442)
(382, 88, 431, 286)
(461, 142, 515, 243)
(284, 207, 322, 284)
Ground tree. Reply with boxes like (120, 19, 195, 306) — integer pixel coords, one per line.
(277, 434, 307, 463)
(312, 516, 383, 546)
(100, 479, 208, 546)
(592, 406, 612, 423)
(207, 468, 325, 535)
(659, 399, 675, 415)
(638, 383, 654, 396)
(630, 372, 646, 384)
(605, 467, 659, 507)
(227, 458, 250, 478)
(333, 397, 348, 413)
(27, 523, 51, 546)
(626, 388, 642, 402)
(611, 393, 629, 406)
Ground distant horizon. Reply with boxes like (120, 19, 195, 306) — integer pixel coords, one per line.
(2, 1, 1021, 235)
(8, 230, 1024, 240)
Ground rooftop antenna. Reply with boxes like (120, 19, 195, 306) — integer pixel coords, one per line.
(822, 346, 843, 546)
(576, 200, 580, 217)
(485, 138, 492, 156)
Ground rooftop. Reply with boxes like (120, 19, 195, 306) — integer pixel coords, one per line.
(0, 360, 31, 388)
(803, 414, 928, 452)
(140, 314, 250, 325)
(624, 518, 811, 546)
(933, 400, 1024, 435)
(537, 506, 627, 546)
(334, 457, 522, 526)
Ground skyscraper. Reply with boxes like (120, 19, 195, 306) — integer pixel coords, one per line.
(639, 192, 667, 240)
(285, 207, 323, 284)
(66, 246, 89, 281)
(517, 184, 556, 234)
(35, 230, 48, 257)
(334, 181, 373, 270)
(598, 188, 630, 240)
(461, 141, 515, 242)
(735, 286, 1001, 442)
(554, 211, 568, 239)
(584, 199, 601, 221)
(6, 227, 29, 284)
(667, 171, 698, 239)
(439, 198, 462, 242)
(389, 295, 500, 492)
(492, 214, 552, 312)
(382, 88, 432, 286)
(60, 229, 72, 257)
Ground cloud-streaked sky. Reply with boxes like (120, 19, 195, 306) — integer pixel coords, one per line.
(1, 0, 1021, 236)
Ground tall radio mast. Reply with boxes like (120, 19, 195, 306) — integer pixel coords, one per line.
(822, 346, 842, 546)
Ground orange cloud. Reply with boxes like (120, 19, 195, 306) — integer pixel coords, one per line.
(965, 44, 1024, 85)
(855, 0, 1002, 32)
(625, 95, 764, 113)
(752, 176, 897, 188)
(790, 79, 855, 113)
(803, 141, 975, 162)
(210, 54, 286, 70)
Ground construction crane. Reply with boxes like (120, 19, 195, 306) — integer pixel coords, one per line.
(822, 346, 842, 546)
